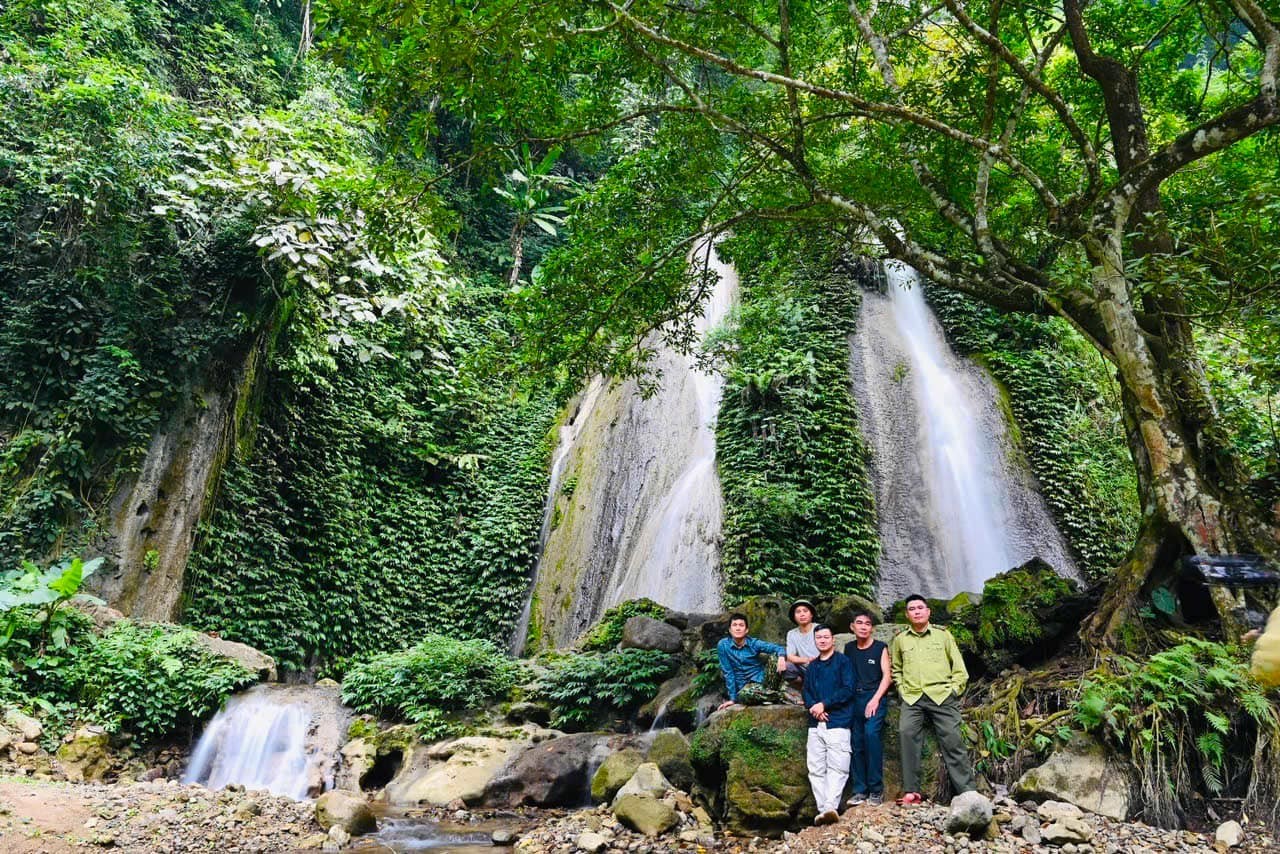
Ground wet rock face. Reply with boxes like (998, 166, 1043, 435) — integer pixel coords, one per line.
(485, 733, 606, 807)
(385, 735, 527, 807)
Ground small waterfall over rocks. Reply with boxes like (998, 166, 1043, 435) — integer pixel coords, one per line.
(849, 261, 1077, 600)
(520, 241, 737, 649)
(183, 684, 348, 800)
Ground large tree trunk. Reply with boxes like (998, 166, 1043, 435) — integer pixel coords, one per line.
(1083, 237, 1280, 646)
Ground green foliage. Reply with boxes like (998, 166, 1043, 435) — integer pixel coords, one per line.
(341, 635, 521, 741)
(579, 598, 669, 652)
(966, 568, 1077, 649)
(691, 649, 723, 697)
(712, 228, 879, 602)
(0, 556, 103, 653)
(0, 0, 301, 562)
(183, 286, 557, 667)
(1075, 639, 1279, 826)
(75, 621, 256, 742)
(532, 648, 676, 730)
(927, 289, 1139, 578)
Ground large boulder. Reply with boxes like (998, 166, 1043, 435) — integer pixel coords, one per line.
(485, 732, 607, 807)
(188, 633, 278, 682)
(690, 704, 813, 837)
(646, 728, 694, 791)
(387, 736, 526, 806)
(1013, 733, 1132, 821)
(590, 749, 644, 803)
(943, 559, 1091, 676)
(823, 593, 884, 631)
(314, 791, 377, 836)
(4, 708, 42, 742)
(620, 616, 683, 653)
(699, 598, 791, 652)
(56, 728, 112, 783)
(613, 794, 679, 836)
(613, 763, 673, 802)
(946, 791, 993, 835)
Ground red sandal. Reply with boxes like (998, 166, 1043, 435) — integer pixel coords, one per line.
(896, 792, 923, 806)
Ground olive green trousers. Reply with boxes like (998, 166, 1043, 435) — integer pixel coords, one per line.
(899, 692, 975, 795)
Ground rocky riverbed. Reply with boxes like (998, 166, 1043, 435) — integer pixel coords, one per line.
(3, 775, 1274, 854)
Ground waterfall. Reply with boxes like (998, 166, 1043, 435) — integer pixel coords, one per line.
(184, 684, 348, 800)
(849, 261, 1077, 600)
(521, 241, 736, 648)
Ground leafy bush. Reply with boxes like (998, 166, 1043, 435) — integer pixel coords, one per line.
(712, 227, 880, 602)
(579, 598, 669, 651)
(1074, 639, 1280, 828)
(533, 648, 676, 730)
(341, 635, 521, 741)
(75, 621, 256, 743)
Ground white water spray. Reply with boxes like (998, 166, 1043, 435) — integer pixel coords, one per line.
(184, 684, 347, 800)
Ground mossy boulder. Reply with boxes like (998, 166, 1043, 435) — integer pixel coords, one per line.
(946, 559, 1090, 675)
(591, 749, 644, 803)
(613, 793, 679, 836)
(646, 728, 694, 791)
(823, 593, 884, 632)
(56, 728, 112, 783)
(690, 705, 813, 836)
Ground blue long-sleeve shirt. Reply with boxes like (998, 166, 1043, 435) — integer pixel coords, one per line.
(717, 636, 786, 701)
(801, 652, 857, 728)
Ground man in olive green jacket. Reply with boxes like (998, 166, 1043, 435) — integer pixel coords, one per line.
(890, 594, 975, 804)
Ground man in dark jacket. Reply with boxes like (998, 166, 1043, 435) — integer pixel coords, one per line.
(801, 624, 856, 824)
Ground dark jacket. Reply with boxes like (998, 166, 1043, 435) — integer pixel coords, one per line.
(801, 652, 856, 728)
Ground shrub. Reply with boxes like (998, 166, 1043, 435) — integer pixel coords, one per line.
(579, 599, 669, 651)
(341, 635, 521, 740)
(533, 648, 676, 730)
(1074, 639, 1280, 829)
(75, 621, 257, 743)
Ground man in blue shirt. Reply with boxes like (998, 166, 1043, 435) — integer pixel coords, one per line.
(716, 612, 787, 710)
(802, 624, 856, 824)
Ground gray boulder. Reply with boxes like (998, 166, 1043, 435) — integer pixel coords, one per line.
(188, 634, 278, 682)
(1042, 817, 1094, 845)
(314, 791, 377, 835)
(55, 728, 112, 783)
(613, 794, 679, 836)
(620, 616, 683, 653)
(613, 763, 673, 803)
(4, 709, 42, 742)
(1015, 734, 1131, 821)
(946, 791, 993, 835)
(484, 733, 602, 807)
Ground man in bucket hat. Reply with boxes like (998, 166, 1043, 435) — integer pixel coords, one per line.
(784, 599, 820, 699)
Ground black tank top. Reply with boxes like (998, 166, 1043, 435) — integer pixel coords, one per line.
(846, 639, 887, 690)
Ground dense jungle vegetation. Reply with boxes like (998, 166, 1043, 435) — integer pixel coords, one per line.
(1, 0, 1279, 810)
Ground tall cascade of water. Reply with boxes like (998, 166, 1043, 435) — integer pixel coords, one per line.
(183, 684, 347, 800)
(519, 242, 737, 649)
(849, 261, 1077, 600)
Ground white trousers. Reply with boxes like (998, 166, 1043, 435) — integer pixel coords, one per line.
(806, 723, 851, 814)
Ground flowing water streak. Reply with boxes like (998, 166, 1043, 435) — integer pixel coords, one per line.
(523, 241, 738, 646)
(849, 261, 1078, 600)
(510, 378, 607, 654)
(603, 240, 737, 610)
(184, 684, 347, 800)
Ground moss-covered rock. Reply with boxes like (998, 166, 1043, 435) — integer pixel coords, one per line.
(690, 705, 813, 836)
(823, 593, 884, 632)
(946, 559, 1089, 675)
(56, 728, 112, 783)
(646, 728, 694, 792)
(591, 749, 644, 803)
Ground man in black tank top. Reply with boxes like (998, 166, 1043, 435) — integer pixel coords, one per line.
(845, 611, 891, 806)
